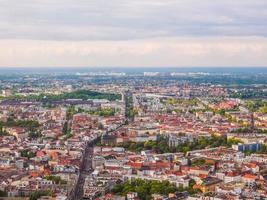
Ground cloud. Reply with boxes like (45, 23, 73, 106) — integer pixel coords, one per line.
(0, 0, 266, 67)
(0, 0, 266, 40)
(0, 37, 266, 67)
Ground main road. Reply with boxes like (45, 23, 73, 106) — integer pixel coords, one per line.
(70, 141, 94, 200)
(70, 93, 133, 199)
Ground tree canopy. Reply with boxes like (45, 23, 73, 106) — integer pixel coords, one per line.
(112, 179, 199, 200)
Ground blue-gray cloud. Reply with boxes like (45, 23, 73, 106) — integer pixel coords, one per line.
(0, 0, 266, 40)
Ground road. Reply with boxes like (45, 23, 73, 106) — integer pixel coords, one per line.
(70, 141, 94, 200)
(124, 91, 134, 123)
(69, 91, 133, 200)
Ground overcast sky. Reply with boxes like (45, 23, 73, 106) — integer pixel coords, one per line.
(0, 0, 267, 67)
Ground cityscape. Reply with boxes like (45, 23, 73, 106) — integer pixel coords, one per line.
(1, 0, 267, 199)
(0, 68, 266, 200)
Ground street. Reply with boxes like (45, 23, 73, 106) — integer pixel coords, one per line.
(70, 141, 94, 200)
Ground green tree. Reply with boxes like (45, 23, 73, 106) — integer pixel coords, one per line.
(0, 190, 7, 197)
(112, 179, 199, 199)
(29, 190, 52, 200)
(66, 105, 76, 120)
(62, 121, 70, 135)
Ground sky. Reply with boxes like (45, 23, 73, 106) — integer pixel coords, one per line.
(0, 0, 267, 67)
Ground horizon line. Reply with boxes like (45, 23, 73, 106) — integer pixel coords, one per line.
(0, 66, 267, 69)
